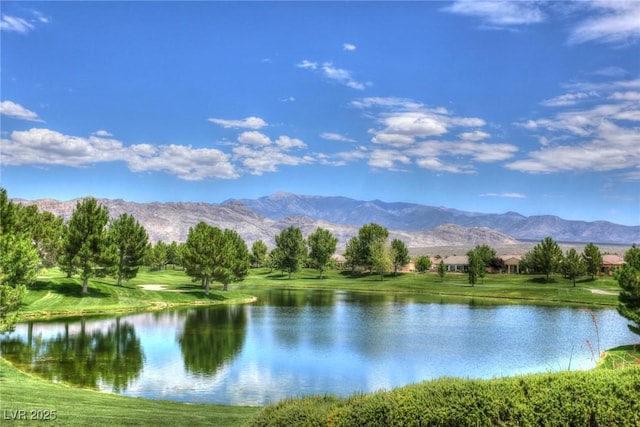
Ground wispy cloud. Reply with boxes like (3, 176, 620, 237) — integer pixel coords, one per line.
(343, 43, 356, 51)
(540, 91, 598, 107)
(509, 77, 640, 174)
(320, 132, 357, 143)
(208, 116, 267, 129)
(298, 60, 369, 90)
(1, 10, 49, 34)
(568, 1, 640, 45)
(480, 192, 527, 199)
(0, 100, 43, 122)
(442, 1, 545, 28)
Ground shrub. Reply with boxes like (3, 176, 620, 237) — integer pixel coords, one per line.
(245, 368, 640, 427)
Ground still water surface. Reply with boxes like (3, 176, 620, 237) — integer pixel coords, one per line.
(1, 289, 637, 406)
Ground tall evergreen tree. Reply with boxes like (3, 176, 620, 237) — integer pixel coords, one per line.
(438, 259, 446, 282)
(308, 227, 338, 279)
(251, 240, 268, 267)
(61, 198, 112, 295)
(582, 242, 603, 280)
(530, 237, 563, 282)
(563, 248, 586, 287)
(108, 213, 149, 286)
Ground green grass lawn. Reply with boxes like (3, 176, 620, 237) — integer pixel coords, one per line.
(240, 267, 621, 307)
(19, 267, 255, 320)
(0, 358, 258, 426)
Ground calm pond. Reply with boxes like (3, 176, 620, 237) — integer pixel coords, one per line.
(1, 289, 637, 406)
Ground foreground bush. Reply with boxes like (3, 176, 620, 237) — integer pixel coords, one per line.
(246, 368, 640, 426)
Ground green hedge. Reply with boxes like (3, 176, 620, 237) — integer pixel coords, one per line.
(246, 368, 640, 427)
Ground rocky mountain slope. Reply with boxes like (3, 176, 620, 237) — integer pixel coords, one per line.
(16, 197, 518, 249)
(228, 192, 639, 244)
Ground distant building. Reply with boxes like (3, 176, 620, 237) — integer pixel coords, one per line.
(500, 255, 523, 274)
(601, 254, 625, 275)
(443, 255, 469, 272)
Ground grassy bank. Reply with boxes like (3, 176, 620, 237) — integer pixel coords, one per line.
(240, 267, 621, 307)
(19, 267, 255, 320)
(0, 358, 258, 426)
(16, 266, 621, 321)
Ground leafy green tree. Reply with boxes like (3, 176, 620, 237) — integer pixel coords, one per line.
(563, 248, 586, 287)
(251, 240, 268, 267)
(216, 229, 250, 291)
(582, 243, 603, 280)
(415, 255, 432, 273)
(307, 227, 338, 279)
(266, 248, 282, 273)
(390, 239, 410, 276)
(438, 260, 446, 282)
(344, 236, 361, 276)
(369, 239, 392, 281)
(467, 250, 484, 286)
(617, 244, 640, 335)
(274, 226, 307, 279)
(182, 223, 250, 294)
(60, 198, 113, 295)
(108, 213, 149, 286)
(529, 237, 563, 282)
(357, 223, 389, 272)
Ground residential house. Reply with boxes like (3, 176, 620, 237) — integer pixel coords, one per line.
(444, 255, 469, 273)
(601, 254, 625, 275)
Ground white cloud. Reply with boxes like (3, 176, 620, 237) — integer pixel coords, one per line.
(343, 43, 356, 51)
(1, 127, 238, 181)
(232, 145, 313, 175)
(443, 1, 545, 27)
(0, 14, 35, 33)
(238, 131, 271, 146)
(320, 132, 356, 143)
(509, 78, 640, 174)
(591, 66, 628, 77)
(540, 92, 598, 107)
(568, 0, 640, 45)
(459, 130, 490, 141)
(352, 97, 423, 111)
(0, 10, 49, 33)
(296, 60, 318, 70)
(298, 60, 369, 90)
(93, 130, 114, 137)
(128, 144, 238, 180)
(480, 192, 527, 199)
(368, 149, 411, 171)
(1, 128, 124, 166)
(321, 62, 368, 90)
(0, 100, 43, 122)
(208, 116, 267, 129)
(415, 157, 471, 174)
(275, 135, 306, 150)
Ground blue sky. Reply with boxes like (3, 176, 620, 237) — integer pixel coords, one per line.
(1, 1, 639, 225)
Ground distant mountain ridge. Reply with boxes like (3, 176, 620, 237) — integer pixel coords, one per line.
(16, 196, 518, 249)
(226, 192, 640, 245)
(16, 192, 638, 247)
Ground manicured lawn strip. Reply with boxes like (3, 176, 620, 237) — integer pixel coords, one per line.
(0, 358, 258, 426)
(19, 268, 255, 320)
(240, 268, 620, 307)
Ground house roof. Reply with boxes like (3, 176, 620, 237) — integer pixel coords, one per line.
(602, 254, 625, 265)
(444, 255, 469, 265)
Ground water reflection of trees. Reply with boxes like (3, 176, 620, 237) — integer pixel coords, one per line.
(177, 305, 247, 376)
(0, 318, 144, 392)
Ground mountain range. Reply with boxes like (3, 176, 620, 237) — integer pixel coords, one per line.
(16, 192, 639, 248)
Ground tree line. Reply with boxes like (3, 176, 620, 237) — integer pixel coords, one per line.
(1, 187, 638, 336)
